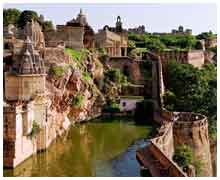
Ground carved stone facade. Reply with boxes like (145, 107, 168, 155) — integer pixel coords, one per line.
(3, 37, 49, 168)
(95, 16, 128, 57)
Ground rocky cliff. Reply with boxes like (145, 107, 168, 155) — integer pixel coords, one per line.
(43, 47, 105, 135)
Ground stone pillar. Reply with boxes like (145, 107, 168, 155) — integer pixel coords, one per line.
(125, 47, 127, 56)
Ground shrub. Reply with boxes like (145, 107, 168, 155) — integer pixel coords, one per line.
(49, 65, 65, 76)
(82, 72, 92, 82)
(173, 145, 193, 168)
(105, 68, 128, 85)
(103, 101, 120, 113)
(72, 94, 85, 108)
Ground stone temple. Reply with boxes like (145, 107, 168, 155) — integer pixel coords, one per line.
(3, 36, 51, 168)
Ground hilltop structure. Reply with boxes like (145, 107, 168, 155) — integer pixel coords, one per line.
(3, 8, 216, 176)
(44, 9, 95, 49)
(128, 25, 146, 34)
(95, 16, 128, 57)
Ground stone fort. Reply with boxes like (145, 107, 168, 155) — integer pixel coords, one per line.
(3, 9, 215, 177)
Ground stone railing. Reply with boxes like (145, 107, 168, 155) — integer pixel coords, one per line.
(149, 141, 186, 177)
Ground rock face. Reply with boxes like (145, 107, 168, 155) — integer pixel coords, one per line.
(44, 47, 105, 126)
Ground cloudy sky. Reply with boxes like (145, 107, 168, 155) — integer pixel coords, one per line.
(4, 3, 217, 35)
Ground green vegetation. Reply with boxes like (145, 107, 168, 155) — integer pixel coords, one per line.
(163, 61, 217, 140)
(173, 145, 204, 176)
(104, 68, 128, 85)
(103, 101, 120, 113)
(17, 10, 39, 28)
(65, 48, 89, 69)
(173, 145, 193, 167)
(208, 46, 217, 54)
(72, 94, 85, 108)
(49, 65, 66, 76)
(28, 120, 41, 139)
(82, 71, 92, 82)
(128, 32, 199, 51)
(42, 20, 54, 32)
(196, 31, 216, 40)
(3, 8, 54, 31)
(65, 48, 92, 82)
(3, 8, 21, 26)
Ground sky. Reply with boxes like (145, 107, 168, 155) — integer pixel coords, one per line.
(3, 3, 217, 35)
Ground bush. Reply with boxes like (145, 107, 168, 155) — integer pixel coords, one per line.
(82, 72, 92, 82)
(105, 68, 128, 85)
(103, 101, 120, 113)
(72, 94, 85, 108)
(3, 8, 21, 26)
(173, 145, 193, 167)
(164, 61, 217, 140)
(49, 65, 65, 76)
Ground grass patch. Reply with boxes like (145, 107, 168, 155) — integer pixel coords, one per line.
(72, 94, 85, 108)
(49, 65, 66, 76)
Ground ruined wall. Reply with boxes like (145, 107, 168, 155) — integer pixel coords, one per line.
(104, 57, 151, 85)
(159, 50, 205, 69)
(136, 119, 186, 177)
(44, 26, 84, 50)
(173, 113, 212, 176)
(187, 50, 204, 68)
(5, 73, 46, 101)
(137, 111, 213, 177)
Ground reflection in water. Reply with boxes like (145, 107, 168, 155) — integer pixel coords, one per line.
(4, 117, 152, 177)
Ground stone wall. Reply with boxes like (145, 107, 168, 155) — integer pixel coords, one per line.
(136, 111, 212, 177)
(44, 26, 84, 50)
(158, 50, 205, 69)
(173, 112, 212, 176)
(3, 104, 37, 168)
(119, 97, 143, 112)
(104, 57, 151, 85)
(5, 73, 46, 101)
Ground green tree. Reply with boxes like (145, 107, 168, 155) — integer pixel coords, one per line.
(163, 61, 217, 140)
(196, 31, 215, 40)
(17, 10, 39, 28)
(105, 68, 127, 84)
(42, 20, 54, 32)
(3, 8, 21, 26)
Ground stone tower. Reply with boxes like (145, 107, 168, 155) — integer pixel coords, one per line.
(173, 113, 212, 176)
(116, 16, 123, 32)
(5, 36, 46, 101)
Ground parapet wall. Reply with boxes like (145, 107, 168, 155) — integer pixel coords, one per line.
(158, 50, 204, 69)
(173, 112, 212, 176)
(136, 111, 212, 177)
